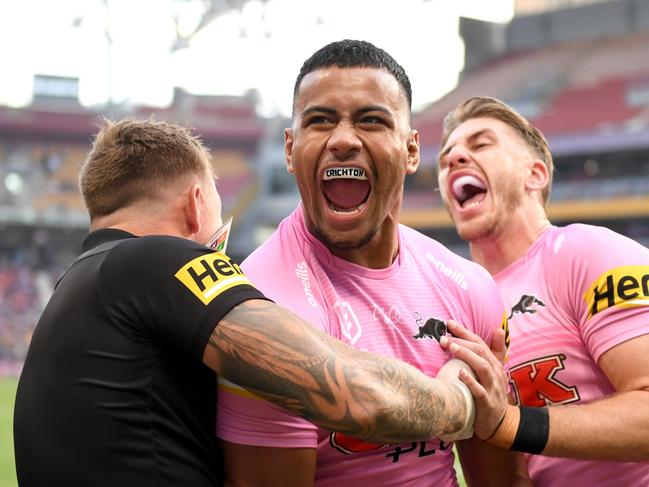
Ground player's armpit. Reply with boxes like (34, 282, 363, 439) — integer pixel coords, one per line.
(221, 440, 315, 487)
(202, 299, 473, 445)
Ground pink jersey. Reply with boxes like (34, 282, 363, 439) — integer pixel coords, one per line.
(217, 205, 507, 487)
(495, 224, 649, 486)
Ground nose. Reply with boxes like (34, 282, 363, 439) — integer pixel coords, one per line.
(326, 122, 362, 159)
(446, 144, 469, 168)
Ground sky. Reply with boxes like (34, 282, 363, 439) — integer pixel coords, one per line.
(0, 0, 514, 117)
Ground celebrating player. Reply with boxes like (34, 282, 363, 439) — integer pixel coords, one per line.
(216, 41, 524, 486)
(438, 96, 649, 486)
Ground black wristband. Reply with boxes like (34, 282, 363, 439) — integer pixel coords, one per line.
(510, 406, 549, 454)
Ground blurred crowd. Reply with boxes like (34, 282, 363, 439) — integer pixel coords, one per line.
(0, 259, 63, 377)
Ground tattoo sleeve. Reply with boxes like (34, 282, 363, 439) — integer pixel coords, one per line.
(206, 299, 468, 444)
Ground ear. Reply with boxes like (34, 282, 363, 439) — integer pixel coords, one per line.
(525, 159, 549, 194)
(406, 129, 421, 175)
(285, 127, 295, 174)
(184, 183, 202, 236)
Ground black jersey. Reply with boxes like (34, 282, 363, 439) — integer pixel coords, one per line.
(14, 229, 266, 487)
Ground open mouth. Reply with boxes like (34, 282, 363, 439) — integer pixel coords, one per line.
(452, 175, 487, 208)
(322, 167, 371, 213)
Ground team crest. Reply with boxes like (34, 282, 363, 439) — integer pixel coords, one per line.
(412, 312, 448, 342)
(508, 294, 545, 320)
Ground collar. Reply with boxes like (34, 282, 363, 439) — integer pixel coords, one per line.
(81, 228, 136, 252)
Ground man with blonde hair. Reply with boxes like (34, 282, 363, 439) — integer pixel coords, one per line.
(14, 117, 503, 487)
(438, 96, 649, 485)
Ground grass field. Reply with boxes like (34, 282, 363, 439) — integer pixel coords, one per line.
(0, 376, 467, 487)
(0, 378, 17, 487)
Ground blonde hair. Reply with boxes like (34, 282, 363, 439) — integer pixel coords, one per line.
(441, 96, 554, 203)
(80, 118, 212, 219)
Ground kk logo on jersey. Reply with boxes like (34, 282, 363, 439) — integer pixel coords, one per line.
(175, 252, 251, 305)
(509, 355, 579, 407)
(584, 265, 649, 319)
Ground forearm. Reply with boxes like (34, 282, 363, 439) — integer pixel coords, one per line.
(490, 390, 649, 461)
(547, 390, 649, 460)
(204, 299, 470, 444)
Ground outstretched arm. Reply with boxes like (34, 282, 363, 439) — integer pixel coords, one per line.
(492, 334, 649, 460)
(202, 299, 491, 444)
(445, 321, 649, 461)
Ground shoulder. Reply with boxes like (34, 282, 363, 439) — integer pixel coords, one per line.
(102, 235, 251, 300)
(548, 223, 649, 272)
(105, 235, 203, 268)
(541, 224, 649, 317)
(243, 213, 308, 275)
(242, 217, 314, 301)
(400, 225, 493, 287)
(104, 235, 212, 277)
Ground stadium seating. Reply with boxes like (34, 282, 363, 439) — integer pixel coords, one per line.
(407, 26, 649, 227)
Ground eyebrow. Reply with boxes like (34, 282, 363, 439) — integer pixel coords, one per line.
(299, 105, 394, 119)
(439, 128, 494, 160)
(355, 105, 392, 117)
(300, 106, 337, 118)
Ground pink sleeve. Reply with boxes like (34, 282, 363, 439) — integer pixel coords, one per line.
(558, 225, 649, 361)
(216, 378, 318, 447)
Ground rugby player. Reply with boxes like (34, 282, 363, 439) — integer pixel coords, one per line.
(437, 96, 649, 486)
(216, 40, 526, 487)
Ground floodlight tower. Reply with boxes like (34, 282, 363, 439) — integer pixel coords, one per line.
(169, 0, 264, 52)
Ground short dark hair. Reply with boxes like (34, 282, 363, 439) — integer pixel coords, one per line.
(80, 118, 212, 220)
(293, 39, 412, 114)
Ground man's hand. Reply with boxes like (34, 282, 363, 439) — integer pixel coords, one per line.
(440, 320, 509, 440)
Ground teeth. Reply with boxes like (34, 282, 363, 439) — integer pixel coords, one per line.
(452, 175, 486, 200)
(323, 167, 368, 180)
(329, 202, 367, 214)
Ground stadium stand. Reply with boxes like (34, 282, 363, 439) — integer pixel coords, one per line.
(3, 0, 649, 373)
(0, 85, 263, 374)
(407, 0, 649, 254)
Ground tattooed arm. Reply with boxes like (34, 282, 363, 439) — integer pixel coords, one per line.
(203, 299, 489, 444)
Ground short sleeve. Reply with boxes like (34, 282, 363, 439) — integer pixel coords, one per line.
(100, 235, 269, 361)
(555, 225, 649, 361)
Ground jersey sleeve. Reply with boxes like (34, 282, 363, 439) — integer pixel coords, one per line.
(555, 225, 649, 361)
(100, 236, 268, 361)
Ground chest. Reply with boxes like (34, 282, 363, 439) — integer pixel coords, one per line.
(320, 266, 466, 376)
(498, 271, 606, 407)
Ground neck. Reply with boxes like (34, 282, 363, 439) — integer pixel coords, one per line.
(329, 222, 400, 269)
(469, 205, 551, 276)
(90, 205, 189, 239)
